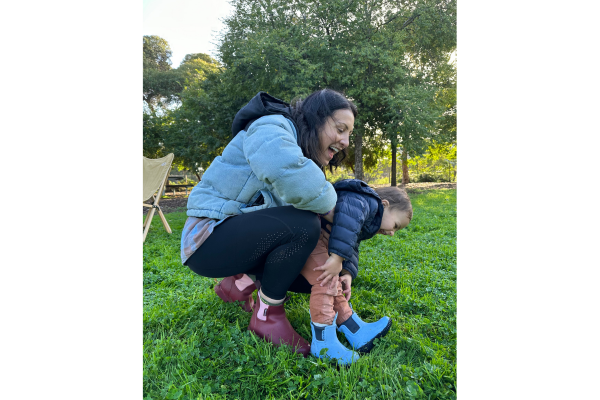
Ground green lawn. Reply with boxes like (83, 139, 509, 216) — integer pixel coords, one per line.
(143, 189, 456, 400)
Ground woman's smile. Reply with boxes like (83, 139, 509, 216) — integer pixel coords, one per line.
(327, 145, 341, 160)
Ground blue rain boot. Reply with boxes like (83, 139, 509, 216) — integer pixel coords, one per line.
(337, 303, 392, 353)
(310, 313, 360, 366)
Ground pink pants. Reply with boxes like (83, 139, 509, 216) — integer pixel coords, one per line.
(300, 228, 353, 325)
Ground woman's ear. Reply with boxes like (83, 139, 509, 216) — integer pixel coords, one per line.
(382, 199, 389, 208)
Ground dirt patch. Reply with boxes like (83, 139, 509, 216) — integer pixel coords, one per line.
(143, 194, 189, 216)
(143, 183, 456, 215)
(403, 182, 456, 193)
(369, 182, 456, 193)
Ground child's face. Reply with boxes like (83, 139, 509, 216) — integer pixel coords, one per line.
(377, 200, 411, 236)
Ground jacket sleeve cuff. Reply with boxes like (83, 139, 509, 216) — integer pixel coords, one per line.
(342, 260, 357, 279)
(329, 249, 348, 261)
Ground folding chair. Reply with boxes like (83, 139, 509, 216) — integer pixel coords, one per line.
(143, 153, 175, 242)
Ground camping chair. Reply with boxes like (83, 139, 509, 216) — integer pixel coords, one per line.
(143, 153, 174, 242)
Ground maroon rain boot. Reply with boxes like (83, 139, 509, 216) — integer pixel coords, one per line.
(214, 274, 257, 312)
(248, 291, 311, 357)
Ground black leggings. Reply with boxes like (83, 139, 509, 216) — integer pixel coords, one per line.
(185, 206, 320, 299)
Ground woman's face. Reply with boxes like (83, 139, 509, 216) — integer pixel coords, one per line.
(317, 109, 354, 166)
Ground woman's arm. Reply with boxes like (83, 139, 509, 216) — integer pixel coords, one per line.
(243, 115, 336, 214)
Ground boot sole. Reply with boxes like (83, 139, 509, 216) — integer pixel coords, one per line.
(356, 319, 393, 354)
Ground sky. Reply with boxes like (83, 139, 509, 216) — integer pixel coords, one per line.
(143, 0, 234, 68)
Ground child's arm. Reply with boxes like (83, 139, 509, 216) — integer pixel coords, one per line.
(327, 193, 368, 279)
(321, 207, 335, 223)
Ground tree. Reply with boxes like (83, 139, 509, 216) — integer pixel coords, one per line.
(143, 68, 184, 110)
(142, 35, 223, 169)
(143, 35, 182, 110)
(388, 0, 457, 184)
(177, 53, 220, 79)
(143, 35, 172, 71)
(212, 0, 456, 180)
(160, 62, 231, 176)
(143, 38, 220, 108)
(339, 130, 388, 175)
(143, 111, 170, 159)
(146, 1, 456, 179)
(180, 53, 218, 65)
(384, 79, 445, 184)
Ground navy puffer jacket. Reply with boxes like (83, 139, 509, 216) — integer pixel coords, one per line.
(327, 179, 384, 279)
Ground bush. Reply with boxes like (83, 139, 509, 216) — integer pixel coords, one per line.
(407, 141, 457, 183)
(326, 167, 355, 183)
(167, 179, 198, 186)
(416, 173, 439, 183)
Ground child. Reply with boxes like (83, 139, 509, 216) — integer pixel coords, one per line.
(298, 179, 412, 365)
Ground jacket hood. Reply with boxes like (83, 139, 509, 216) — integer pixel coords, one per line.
(333, 179, 384, 237)
(332, 179, 381, 201)
(231, 92, 299, 137)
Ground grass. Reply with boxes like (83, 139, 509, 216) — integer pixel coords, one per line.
(143, 189, 456, 400)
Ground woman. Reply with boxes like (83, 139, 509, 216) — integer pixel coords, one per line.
(181, 89, 356, 356)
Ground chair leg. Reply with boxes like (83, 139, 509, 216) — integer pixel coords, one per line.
(143, 207, 151, 230)
(143, 207, 156, 242)
(157, 207, 172, 234)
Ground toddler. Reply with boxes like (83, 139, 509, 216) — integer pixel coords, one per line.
(298, 179, 412, 365)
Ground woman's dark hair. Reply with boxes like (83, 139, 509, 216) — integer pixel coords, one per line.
(290, 89, 357, 171)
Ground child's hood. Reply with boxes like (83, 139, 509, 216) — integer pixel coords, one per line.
(332, 179, 384, 240)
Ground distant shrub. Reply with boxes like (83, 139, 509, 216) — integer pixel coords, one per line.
(416, 173, 438, 182)
(326, 167, 355, 183)
(168, 179, 197, 186)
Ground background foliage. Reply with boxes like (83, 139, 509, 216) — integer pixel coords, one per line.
(142, 0, 457, 184)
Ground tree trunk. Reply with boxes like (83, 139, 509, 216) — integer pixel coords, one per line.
(391, 142, 397, 187)
(401, 147, 410, 185)
(354, 131, 364, 181)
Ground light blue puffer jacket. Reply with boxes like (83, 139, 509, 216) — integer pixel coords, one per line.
(186, 114, 337, 220)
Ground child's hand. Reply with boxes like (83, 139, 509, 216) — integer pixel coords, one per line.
(314, 253, 344, 287)
(339, 273, 352, 301)
(320, 207, 335, 223)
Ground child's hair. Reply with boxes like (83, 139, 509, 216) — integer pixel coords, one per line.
(374, 186, 413, 221)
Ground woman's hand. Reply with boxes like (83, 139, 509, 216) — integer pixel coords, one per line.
(314, 253, 344, 287)
(339, 272, 352, 301)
